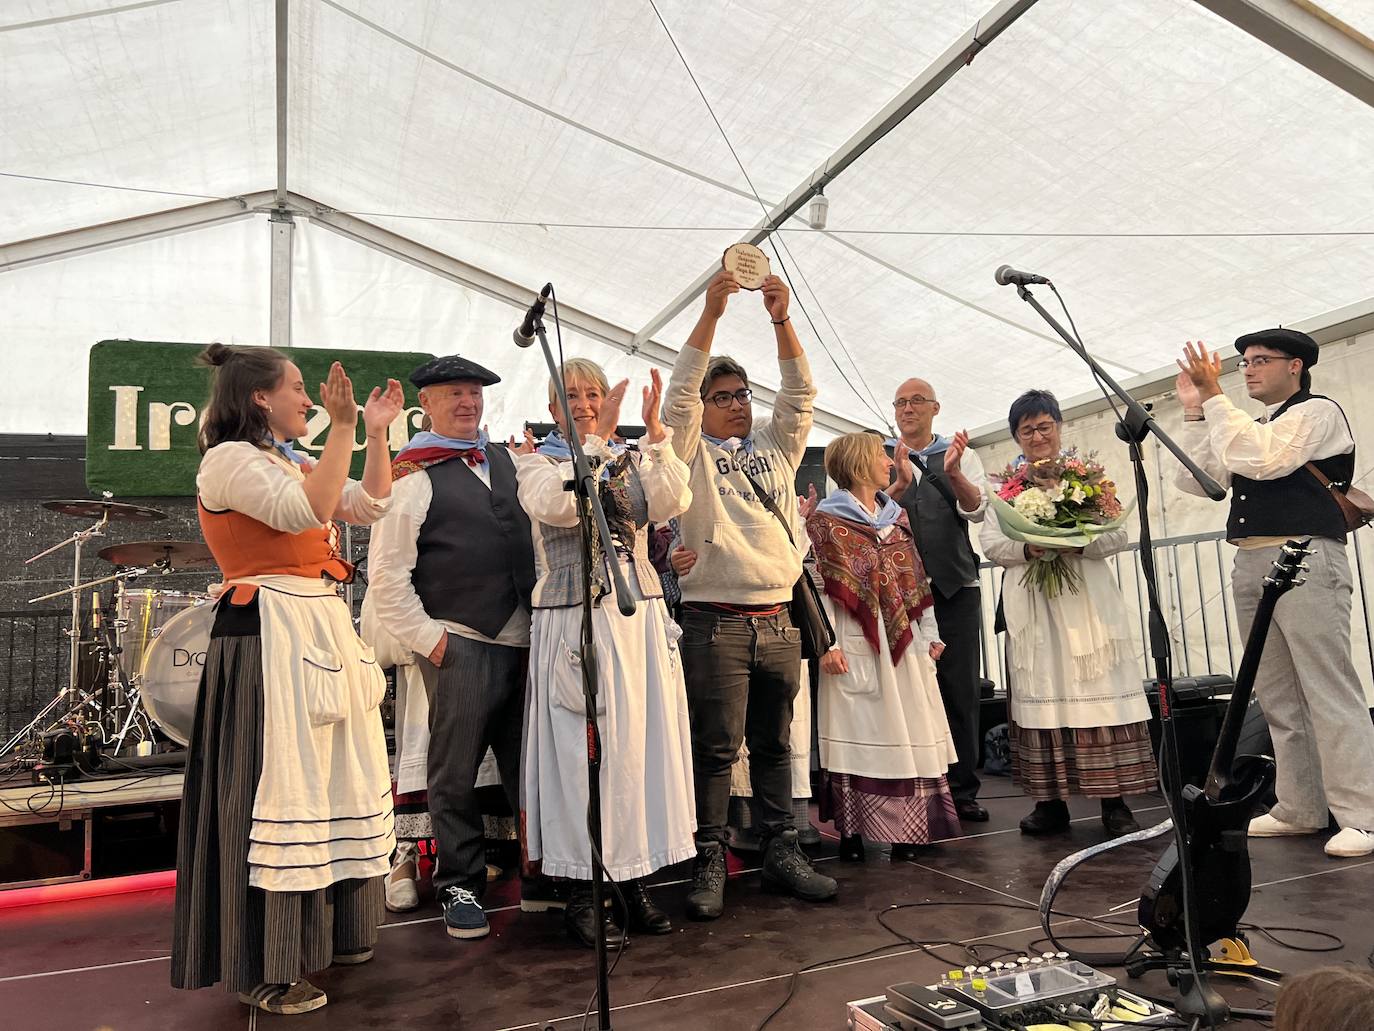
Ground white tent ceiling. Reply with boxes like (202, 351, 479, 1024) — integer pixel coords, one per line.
(3, 0, 1373, 440)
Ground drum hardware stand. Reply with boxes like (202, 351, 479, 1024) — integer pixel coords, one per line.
(3, 565, 149, 759)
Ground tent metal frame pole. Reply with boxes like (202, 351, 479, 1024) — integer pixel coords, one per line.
(270, 0, 293, 348)
(1193, 0, 1374, 109)
(631, 0, 1041, 348)
(302, 202, 872, 436)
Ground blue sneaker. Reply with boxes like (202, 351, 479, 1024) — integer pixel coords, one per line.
(441, 886, 489, 940)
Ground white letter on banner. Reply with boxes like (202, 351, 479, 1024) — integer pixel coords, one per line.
(147, 402, 198, 451)
(109, 386, 143, 451)
(389, 407, 423, 452)
(299, 406, 330, 453)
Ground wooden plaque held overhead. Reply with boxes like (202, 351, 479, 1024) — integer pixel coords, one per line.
(722, 242, 771, 290)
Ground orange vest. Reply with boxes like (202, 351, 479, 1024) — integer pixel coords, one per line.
(198, 500, 354, 584)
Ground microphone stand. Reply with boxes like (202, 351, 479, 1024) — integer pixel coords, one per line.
(529, 302, 636, 1031)
(1011, 282, 1230, 1028)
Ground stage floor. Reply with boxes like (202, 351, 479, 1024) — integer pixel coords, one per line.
(1, 788, 1369, 1030)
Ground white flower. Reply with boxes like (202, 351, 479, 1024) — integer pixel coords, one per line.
(1069, 484, 1087, 504)
(1012, 486, 1057, 522)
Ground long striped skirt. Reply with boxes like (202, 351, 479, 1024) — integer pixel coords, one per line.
(171, 596, 383, 992)
(820, 772, 962, 844)
(1010, 720, 1158, 801)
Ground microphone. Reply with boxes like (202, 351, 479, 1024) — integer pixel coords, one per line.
(513, 283, 554, 347)
(994, 265, 1051, 287)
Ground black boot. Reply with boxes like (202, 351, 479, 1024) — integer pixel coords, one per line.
(839, 833, 866, 862)
(563, 881, 627, 950)
(761, 829, 838, 901)
(890, 843, 919, 862)
(1101, 797, 1140, 837)
(619, 879, 672, 935)
(685, 842, 727, 921)
(1019, 799, 1071, 835)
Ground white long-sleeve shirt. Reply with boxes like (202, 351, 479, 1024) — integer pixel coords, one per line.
(364, 467, 530, 659)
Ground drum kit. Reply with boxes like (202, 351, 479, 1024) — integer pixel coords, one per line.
(1, 497, 219, 761)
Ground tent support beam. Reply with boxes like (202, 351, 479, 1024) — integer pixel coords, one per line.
(631, 0, 1040, 348)
(1193, 0, 1374, 109)
(269, 209, 294, 349)
(300, 201, 871, 436)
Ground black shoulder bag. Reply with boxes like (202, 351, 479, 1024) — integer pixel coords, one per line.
(739, 466, 836, 660)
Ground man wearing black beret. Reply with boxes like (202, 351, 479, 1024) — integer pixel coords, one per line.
(1176, 329, 1374, 859)
(362, 355, 538, 938)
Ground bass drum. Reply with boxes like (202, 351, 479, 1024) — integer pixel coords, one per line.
(139, 602, 214, 746)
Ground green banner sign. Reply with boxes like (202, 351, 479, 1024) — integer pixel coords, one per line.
(86, 340, 435, 497)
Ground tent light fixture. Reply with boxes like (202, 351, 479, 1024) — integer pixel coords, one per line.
(808, 185, 829, 230)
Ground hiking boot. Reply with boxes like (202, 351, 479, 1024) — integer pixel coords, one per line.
(685, 842, 727, 921)
(619, 879, 672, 935)
(761, 829, 838, 902)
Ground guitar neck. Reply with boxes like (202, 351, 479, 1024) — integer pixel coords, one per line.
(1203, 588, 1282, 799)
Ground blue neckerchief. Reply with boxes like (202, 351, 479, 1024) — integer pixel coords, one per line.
(398, 428, 490, 469)
(885, 434, 951, 463)
(267, 438, 308, 466)
(703, 432, 755, 454)
(816, 488, 903, 529)
(537, 429, 626, 477)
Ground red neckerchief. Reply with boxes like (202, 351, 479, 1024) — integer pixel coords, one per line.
(392, 445, 486, 480)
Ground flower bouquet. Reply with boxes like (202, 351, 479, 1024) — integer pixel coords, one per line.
(988, 450, 1133, 597)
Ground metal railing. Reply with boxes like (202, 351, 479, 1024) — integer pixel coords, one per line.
(977, 530, 1374, 698)
(0, 609, 71, 744)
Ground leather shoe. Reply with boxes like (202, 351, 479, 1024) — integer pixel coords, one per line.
(619, 879, 672, 935)
(564, 882, 627, 949)
(1019, 799, 1071, 835)
(838, 834, 866, 862)
(955, 800, 989, 823)
(1101, 798, 1140, 837)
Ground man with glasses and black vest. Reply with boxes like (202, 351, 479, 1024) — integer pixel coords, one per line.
(1176, 330, 1374, 859)
(664, 269, 839, 920)
(887, 378, 990, 825)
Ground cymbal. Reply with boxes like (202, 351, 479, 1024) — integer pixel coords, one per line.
(44, 499, 167, 522)
(98, 540, 217, 570)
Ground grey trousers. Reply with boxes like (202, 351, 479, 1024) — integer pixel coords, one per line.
(1232, 541, 1374, 830)
(417, 633, 526, 897)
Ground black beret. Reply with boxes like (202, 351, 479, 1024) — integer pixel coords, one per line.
(408, 355, 501, 389)
(1234, 328, 1318, 368)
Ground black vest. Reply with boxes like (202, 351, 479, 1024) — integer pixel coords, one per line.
(1226, 391, 1353, 543)
(895, 441, 979, 599)
(411, 446, 537, 638)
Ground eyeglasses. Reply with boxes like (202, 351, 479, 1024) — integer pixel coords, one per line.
(707, 388, 753, 409)
(893, 396, 935, 410)
(1016, 422, 1059, 441)
(1237, 356, 1291, 370)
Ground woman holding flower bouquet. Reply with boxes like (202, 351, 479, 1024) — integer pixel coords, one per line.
(981, 390, 1157, 837)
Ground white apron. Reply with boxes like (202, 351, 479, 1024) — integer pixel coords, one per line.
(234, 575, 395, 892)
(1002, 556, 1150, 730)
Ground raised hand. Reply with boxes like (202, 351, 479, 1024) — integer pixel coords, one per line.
(641, 368, 666, 443)
(510, 426, 538, 455)
(363, 378, 405, 437)
(944, 429, 969, 475)
(1176, 341, 1223, 402)
(320, 362, 359, 426)
(799, 482, 820, 520)
(892, 441, 914, 492)
(703, 270, 739, 321)
(594, 378, 630, 440)
(760, 274, 790, 322)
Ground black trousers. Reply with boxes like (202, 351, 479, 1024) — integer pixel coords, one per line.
(932, 585, 983, 804)
(418, 633, 525, 897)
(681, 608, 802, 846)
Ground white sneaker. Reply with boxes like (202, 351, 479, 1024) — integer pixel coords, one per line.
(1248, 813, 1322, 838)
(385, 842, 420, 913)
(1325, 827, 1374, 858)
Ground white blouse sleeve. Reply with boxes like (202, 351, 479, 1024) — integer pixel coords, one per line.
(979, 507, 1031, 567)
(515, 453, 580, 528)
(363, 474, 447, 658)
(197, 442, 324, 534)
(1201, 394, 1352, 480)
(1082, 525, 1130, 559)
(334, 478, 392, 525)
(917, 604, 942, 648)
(638, 428, 693, 523)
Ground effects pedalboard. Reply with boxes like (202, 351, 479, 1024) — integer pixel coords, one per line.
(846, 953, 1177, 1031)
